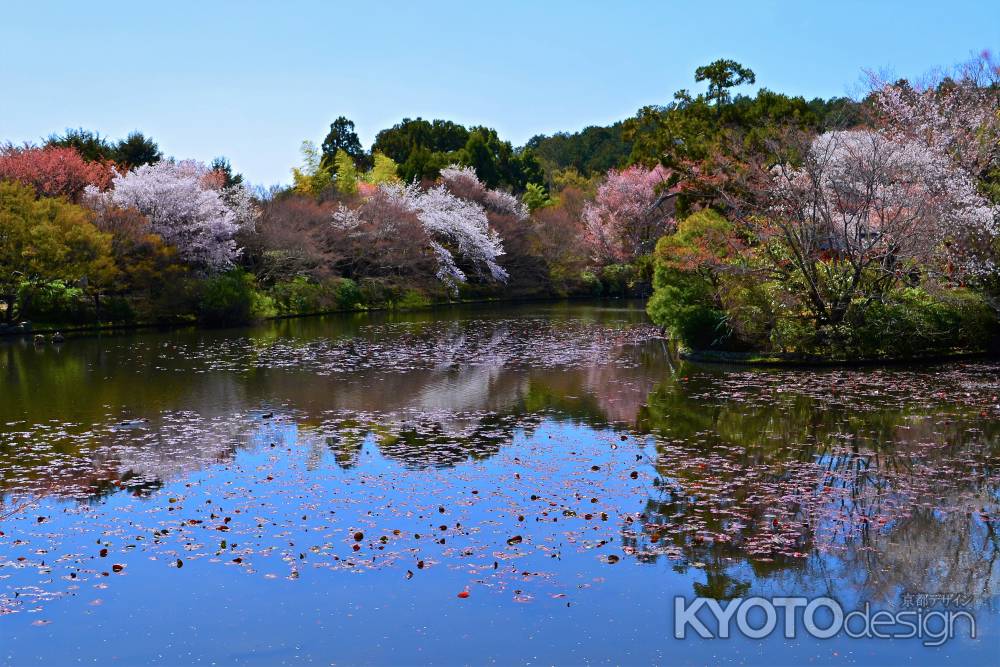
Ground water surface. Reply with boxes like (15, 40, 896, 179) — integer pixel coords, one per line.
(1, 301, 998, 665)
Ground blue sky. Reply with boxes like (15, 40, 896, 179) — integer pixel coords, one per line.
(2, 1, 997, 186)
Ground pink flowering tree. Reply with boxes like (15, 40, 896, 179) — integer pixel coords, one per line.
(87, 160, 257, 272)
(582, 164, 675, 263)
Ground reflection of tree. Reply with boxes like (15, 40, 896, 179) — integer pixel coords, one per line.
(631, 373, 1000, 602)
(312, 412, 539, 470)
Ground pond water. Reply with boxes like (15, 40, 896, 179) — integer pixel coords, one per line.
(1, 301, 998, 665)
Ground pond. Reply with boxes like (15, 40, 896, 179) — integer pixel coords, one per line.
(1, 301, 998, 665)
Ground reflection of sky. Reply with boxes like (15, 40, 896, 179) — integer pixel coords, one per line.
(1, 304, 998, 664)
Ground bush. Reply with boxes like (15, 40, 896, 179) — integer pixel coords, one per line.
(269, 276, 365, 315)
(841, 288, 997, 358)
(580, 270, 603, 297)
(18, 281, 90, 324)
(392, 289, 431, 310)
(754, 287, 997, 359)
(196, 270, 258, 326)
(271, 277, 324, 314)
(331, 278, 363, 310)
(646, 269, 732, 350)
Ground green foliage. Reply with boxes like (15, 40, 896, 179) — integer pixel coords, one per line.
(370, 118, 540, 191)
(830, 288, 996, 358)
(364, 152, 400, 184)
(321, 117, 365, 171)
(522, 183, 551, 212)
(18, 281, 88, 323)
(462, 132, 500, 187)
(269, 277, 364, 314)
(334, 149, 358, 194)
(399, 145, 451, 183)
(392, 289, 431, 310)
(526, 123, 631, 180)
(45, 128, 115, 162)
(0, 181, 115, 321)
(46, 128, 161, 166)
(648, 209, 999, 357)
(647, 267, 731, 350)
(648, 211, 743, 350)
(694, 59, 756, 105)
(196, 270, 261, 326)
(580, 270, 603, 296)
(625, 61, 864, 173)
(291, 141, 334, 197)
(113, 132, 162, 167)
(373, 118, 469, 165)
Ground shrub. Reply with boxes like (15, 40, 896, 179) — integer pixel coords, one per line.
(196, 270, 258, 326)
(18, 281, 90, 324)
(842, 288, 997, 358)
(646, 268, 732, 350)
(392, 289, 431, 310)
(271, 277, 324, 314)
(331, 278, 363, 310)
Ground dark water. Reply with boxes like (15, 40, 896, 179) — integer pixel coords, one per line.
(1, 301, 998, 665)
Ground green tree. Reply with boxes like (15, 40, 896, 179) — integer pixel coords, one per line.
(461, 132, 501, 187)
(694, 59, 756, 106)
(334, 149, 359, 194)
(522, 182, 551, 212)
(45, 128, 115, 162)
(373, 118, 469, 165)
(114, 131, 162, 167)
(525, 122, 632, 178)
(399, 144, 449, 183)
(320, 116, 364, 171)
(0, 182, 115, 322)
(364, 152, 401, 184)
(646, 210, 738, 349)
(291, 141, 334, 197)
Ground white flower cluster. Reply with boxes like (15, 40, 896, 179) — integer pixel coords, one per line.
(87, 160, 258, 271)
(774, 129, 998, 272)
(385, 181, 508, 287)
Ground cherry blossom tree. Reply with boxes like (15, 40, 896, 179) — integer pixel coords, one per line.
(868, 52, 999, 180)
(439, 164, 528, 220)
(87, 160, 257, 272)
(412, 183, 508, 286)
(582, 164, 675, 263)
(0, 145, 114, 201)
(759, 129, 998, 325)
(332, 178, 508, 290)
(867, 54, 1000, 307)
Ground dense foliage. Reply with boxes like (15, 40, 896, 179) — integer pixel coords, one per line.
(1, 54, 997, 359)
(644, 54, 1000, 358)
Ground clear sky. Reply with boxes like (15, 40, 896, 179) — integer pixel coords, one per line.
(2, 1, 997, 186)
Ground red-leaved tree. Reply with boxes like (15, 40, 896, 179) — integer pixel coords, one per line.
(0, 145, 114, 202)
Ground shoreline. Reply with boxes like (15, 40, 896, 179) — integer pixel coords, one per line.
(0, 294, 625, 340)
(679, 347, 996, 368)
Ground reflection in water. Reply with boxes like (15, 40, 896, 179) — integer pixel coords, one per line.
(0, 301, 998, 664)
